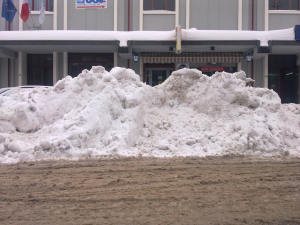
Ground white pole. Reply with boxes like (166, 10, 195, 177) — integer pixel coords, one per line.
(263, 55, 268, 88)
(53, 0, 58, 30)
(64, 0, 68, 30)
(139, 0, 143, 30)
(114, 0, 118, 31)
(18, 51, 22, 86)
(53, 52, 58, 84)
(63, 52, 68, 77)
(175, 0, 179, 27)
(186, 0, 190, 29)
(238, 0, 242, 30)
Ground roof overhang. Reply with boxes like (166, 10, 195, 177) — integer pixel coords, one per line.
(1, 39, 300, 59)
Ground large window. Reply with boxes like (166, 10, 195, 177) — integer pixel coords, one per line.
(268, 55, 299, 104)
(68, 53, 114, 78)
(143, 0, 175, 11)
(269, 0, 300, 10)
(28, 0, 54, 12)
(27, 54, 53, 86)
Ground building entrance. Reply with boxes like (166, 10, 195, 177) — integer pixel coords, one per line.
(268, 55, 299, 103)
(68, 53, 114, 77)
(27, 54, 53, 86)
(145, 68, 173, 86)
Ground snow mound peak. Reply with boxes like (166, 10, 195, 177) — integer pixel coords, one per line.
(0, 66, 299, 163)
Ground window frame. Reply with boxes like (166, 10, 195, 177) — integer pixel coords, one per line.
(28, 0, 54, 13)
(269, 0, 300, 11)
(143, 0, 176, 12)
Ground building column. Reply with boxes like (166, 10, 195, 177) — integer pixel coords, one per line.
(186, 0, 190, 29)
(53, 52, 58, 85)
(63, 52, 68, 77)
(237, 61, 242, 72)
(263, 55, 268, 88)
(114, 52, 118, 67)
(18, 52, 27, 86)
(139, 58, 143, 82)
(238, 0, 242, 30)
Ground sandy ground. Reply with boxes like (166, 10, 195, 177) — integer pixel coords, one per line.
(0, 155, 300, 225)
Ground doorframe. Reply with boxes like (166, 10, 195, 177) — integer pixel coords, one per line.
(143, 64, 175, 83)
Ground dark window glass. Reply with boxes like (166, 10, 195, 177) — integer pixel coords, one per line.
(269, 0, 299, 10)
(143, 0, 175, 11)
(143, 0, 153, 11)
(269, 0, 277, 10)
(68, 53, 114, 78)
(27, 54, 53, 86)
(291, 0, 299, 9)
(28, 0, 53, 12)
(268, 55, 299, 104)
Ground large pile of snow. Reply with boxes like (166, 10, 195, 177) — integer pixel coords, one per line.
(0, 66, 299, 163)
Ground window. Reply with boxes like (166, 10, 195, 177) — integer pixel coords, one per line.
(68, 53, 114, 77)
(28, 0, 54, 12)
(143, 0, 175, 11)
(27, 54, 53, 86)
(269, 0, 300, 10)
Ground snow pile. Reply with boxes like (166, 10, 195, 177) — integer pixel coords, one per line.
(0, 66, 299, 163)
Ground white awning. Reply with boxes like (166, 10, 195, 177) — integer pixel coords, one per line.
(141, 52, 243, 63)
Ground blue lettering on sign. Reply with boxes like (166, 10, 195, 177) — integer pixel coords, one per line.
(85, 0, 106, 3)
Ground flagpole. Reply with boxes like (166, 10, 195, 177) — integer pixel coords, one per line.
(15, 9, 31, 30)
(29, 11, 37, 29)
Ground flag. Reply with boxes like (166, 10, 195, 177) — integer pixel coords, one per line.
(1, 0, 17, 23)
(21, 0, 30, 22)
(39, 0, 46, 24)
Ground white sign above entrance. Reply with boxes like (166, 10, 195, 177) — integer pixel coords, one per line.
(76, 0, 107, 9)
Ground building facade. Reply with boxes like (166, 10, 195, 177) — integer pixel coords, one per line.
(0, 0, 300, 103)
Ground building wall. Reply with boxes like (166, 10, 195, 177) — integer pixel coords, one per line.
(144, 15, 175, 31)
(189, 0, 239, 30)
(57, 0, 64, 30)
(269, 14, 300, 30)
(67, 0, 114, 30)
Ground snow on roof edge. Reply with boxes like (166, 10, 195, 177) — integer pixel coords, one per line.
(0, 28, 295, 47)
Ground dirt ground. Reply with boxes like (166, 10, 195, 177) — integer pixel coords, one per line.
(0, 155, 300, 225)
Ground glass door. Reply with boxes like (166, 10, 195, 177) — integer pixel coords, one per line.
(281, 68, 298, 103)
(145, 68, 173, 86)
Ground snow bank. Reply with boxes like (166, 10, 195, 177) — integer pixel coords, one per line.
(0, 67, 299, 163)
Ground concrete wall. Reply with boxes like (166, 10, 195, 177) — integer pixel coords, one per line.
(269, 14, 300, 30)
(132, 0, 140, 31)
(23, 14, 53, 31)
(255, 0, 265, 31)
(118, 0, 126, 31)
(242, 0, 251, 30)
(0, 58, 8, 88)
(68, 0, 114, 30)
(189, 0, 238, 30)
(57, 0, 64, 30)
(179, 0, 186, 29)
(253, 58, 264, 87)
(144, 15, 175, 31)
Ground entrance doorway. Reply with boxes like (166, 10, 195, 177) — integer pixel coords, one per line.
(27, 54, 53, 86)
(145, 68, 173, 86)
(144, 64, 174, 86)
(268, 55, 299, 103)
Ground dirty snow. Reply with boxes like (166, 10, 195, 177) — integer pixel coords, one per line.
(0, 66, 299, 163)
